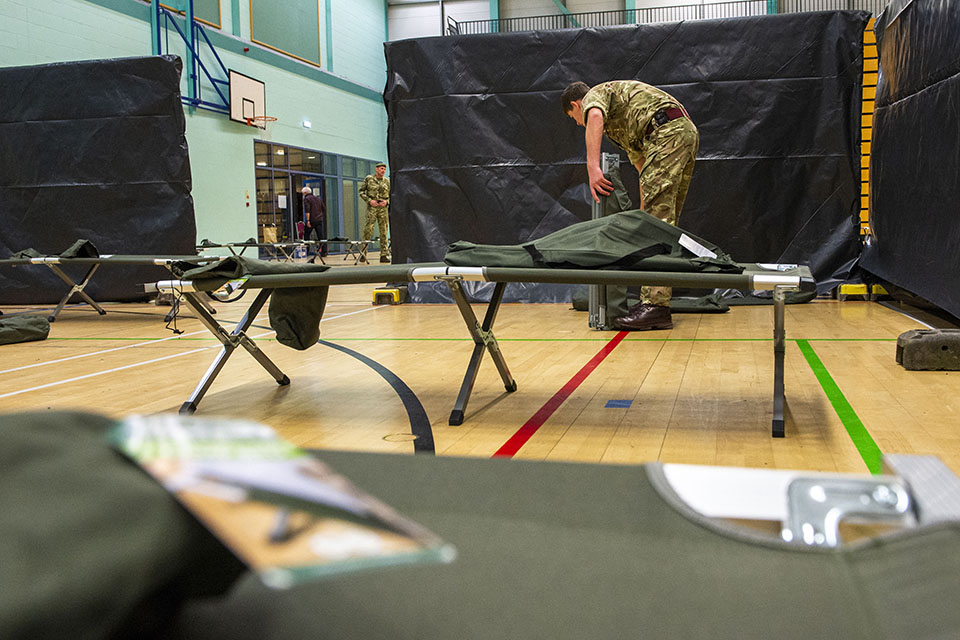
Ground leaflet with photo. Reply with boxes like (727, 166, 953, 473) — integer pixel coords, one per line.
(109, 414, 455, 589)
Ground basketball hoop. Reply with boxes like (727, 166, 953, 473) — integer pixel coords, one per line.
(246, 115, 277, 129)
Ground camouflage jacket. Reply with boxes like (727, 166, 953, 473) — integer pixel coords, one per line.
(581, 80, 685, 166)
(359, 175, 390, 206)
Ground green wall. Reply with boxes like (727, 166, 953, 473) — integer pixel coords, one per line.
(0, 0, 388, 245)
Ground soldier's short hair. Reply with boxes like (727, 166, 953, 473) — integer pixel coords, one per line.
(376, 162, 386, 168)
(561, 82, 591, 113)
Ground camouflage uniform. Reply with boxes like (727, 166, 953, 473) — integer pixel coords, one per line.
(581, 80, 700, 306)
(358, 173, 391, 259)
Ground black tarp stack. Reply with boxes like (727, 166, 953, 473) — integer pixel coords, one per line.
(0, 55, 195, 304)
(859, 0, 960, 319)
(383, 11, 868, 303)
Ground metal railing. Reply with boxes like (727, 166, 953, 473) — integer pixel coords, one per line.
(447, 0, 887, 35)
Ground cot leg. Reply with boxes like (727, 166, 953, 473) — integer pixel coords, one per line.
(196, 294, 217, 315)
(277, 246, 297, 262)
(177, 289, 287, 413)
(165, 298, 178, 323)
(772, 286, 787, 438)
(446, 280, 515, 426)
(47, 264, 104, 321)
(165, 291, 217, 323)
(309, 241, 327, 265)
(162, 263, 216, 322)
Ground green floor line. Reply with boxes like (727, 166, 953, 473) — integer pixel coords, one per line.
(796, 339, 883, 474)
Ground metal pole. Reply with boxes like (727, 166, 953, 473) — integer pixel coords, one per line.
(185, 0, 196, 110)
(150, 0, 160, 55)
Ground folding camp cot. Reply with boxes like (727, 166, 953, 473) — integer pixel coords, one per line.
(198, 239, 371, 265)
(153, 262, 814, 437)
(0, 254, 223, 322)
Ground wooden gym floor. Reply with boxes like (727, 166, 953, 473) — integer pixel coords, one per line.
(2, 255, 959, 477)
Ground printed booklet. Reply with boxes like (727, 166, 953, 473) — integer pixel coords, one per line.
(109, 414, 455, 589)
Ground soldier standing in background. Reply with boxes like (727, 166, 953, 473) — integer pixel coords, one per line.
(562, 80, 699, 331)
(359, 162, 391, 263)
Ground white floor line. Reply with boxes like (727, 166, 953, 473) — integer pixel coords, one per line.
(0, 327, 276, 400)
(0, 305, 381, 377)
(877, 301, 938, 330)
(0, 348, 212, 399)
(0, 314, 268, 376)
(0, 306, 382, 398)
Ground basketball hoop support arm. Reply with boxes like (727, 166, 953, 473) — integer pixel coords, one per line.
(152, 0, 230, 115)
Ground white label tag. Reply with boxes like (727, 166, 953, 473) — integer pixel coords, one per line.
(678, 234, 717, 259)
(758, 263, 799, 271)
(224, 276, 249, 293)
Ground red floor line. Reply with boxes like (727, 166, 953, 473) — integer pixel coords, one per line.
(492, 330, 629, 458)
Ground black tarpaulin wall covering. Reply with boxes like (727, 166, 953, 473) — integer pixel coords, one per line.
(0, 55, 195, 304)
(859, 0, 960, 319)
(384, 11, 867, 303)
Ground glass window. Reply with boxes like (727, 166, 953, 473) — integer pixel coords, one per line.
(342, 157, 356, 178)
(324, 154, 338, 175)
(254, 142, 270, 168)
(302, 151, 323, 174)
(342, 179, 358, 240)
(272, 174, 291, 243)
(325, 177, 339, 238)
(272, 144, 289, 169)
(287, 147, 303, 172)
(255, 168, 275, 243)
(250, 0, 321, 66)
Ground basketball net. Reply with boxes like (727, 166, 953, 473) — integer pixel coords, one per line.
(246, 115, 277, 137)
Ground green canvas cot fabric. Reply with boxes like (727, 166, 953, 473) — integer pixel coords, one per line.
(661, 292, 730, 313)
(169, 450, 960, 640)
(0, 315, 50, 345)
(725, 289, 818, 306)
(598, 164, 638, 321)
(444, 209, 743, 274)
(573, 290, 731, 314)
(0, 412, 243, 640)
(13, 239, 100, 259)
(177, 256, 330, 350)
(603, 165, 634, 216)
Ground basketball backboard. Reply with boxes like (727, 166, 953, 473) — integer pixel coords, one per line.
(229, 69, 267, 128)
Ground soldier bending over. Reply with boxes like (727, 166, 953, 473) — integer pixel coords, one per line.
(562, 80, 700, 331)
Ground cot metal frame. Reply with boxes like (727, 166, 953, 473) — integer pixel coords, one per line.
(0, 255, 220, 322)
(154, 262, 811, 437)
(198, 240, 371, 265)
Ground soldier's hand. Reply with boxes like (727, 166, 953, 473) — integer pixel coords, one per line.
(587, 165, 613, 203)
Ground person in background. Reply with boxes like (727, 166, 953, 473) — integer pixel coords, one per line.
(301, 185, 327, 259)
(359, 162, 391, 263)
(562, 80, 699, 331)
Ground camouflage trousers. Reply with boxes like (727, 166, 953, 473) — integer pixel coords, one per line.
(363, 206, 390, 258)
(639, 117, 700, 307)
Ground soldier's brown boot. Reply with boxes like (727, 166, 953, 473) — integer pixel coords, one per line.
(614, 304, 673, 331)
